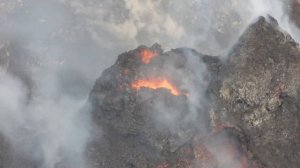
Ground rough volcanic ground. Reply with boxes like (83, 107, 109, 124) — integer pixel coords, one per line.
(219, 16, 300, 168)
(87, 16, 300, 168)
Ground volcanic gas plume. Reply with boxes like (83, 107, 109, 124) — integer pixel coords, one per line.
(1, 0, 300, 168)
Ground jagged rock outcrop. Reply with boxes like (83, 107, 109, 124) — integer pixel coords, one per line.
(88, 44, 216, 168)
(1, 14, 298, 168)
(88, 16, 300, 168)
(219, 16, 300, 168)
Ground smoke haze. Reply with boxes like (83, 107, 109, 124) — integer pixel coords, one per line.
(0, 0, 299, 167)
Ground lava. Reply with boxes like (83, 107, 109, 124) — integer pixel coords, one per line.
(140, 49, 157, 64)
(131, 79, 180, 96)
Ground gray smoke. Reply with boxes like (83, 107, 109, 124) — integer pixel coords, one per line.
(0, 0, 299, 167)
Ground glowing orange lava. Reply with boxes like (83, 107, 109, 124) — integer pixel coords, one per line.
(131, 79, 180, 96)
(140, 49, 157, 64)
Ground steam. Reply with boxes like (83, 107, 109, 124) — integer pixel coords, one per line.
(0, 0, 299, 168)
(0, 61, 91, 167)
(248, 0, 300, 41)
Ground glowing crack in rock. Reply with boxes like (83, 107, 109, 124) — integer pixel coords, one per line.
(131, 78, 180, 96)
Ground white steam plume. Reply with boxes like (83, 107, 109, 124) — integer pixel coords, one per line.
(0, 0, 299, 168)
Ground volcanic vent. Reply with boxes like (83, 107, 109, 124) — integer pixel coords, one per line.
(88, 43, 253, 168)
(88, 16, 300, 168)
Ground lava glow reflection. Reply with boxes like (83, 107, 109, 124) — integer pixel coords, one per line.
(140, 49, 157, 64)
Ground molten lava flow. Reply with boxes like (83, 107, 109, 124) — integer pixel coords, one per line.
(140, 49, 157, 64)
(132, 79, 180, 96)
